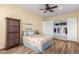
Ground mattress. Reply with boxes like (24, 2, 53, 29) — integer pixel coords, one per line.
(22, 35, 53, 53)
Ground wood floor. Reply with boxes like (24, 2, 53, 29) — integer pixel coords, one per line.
(0, 39, 79, 54)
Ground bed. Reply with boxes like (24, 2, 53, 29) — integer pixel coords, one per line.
(22, 34, 53, 53)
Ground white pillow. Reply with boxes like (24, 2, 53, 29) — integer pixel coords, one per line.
(23, 31, 35, 36)
(29, 31, 35, 36)
(23, 32, 29, 36)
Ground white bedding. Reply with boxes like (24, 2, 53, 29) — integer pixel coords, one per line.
(23, 35, 53, 52)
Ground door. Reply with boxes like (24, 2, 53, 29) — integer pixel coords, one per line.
(47, 20, 53, 36)
(14, 20, 20, 46)
(5, 17, 20, 49)
(43, 21, 48, 35)
(67, 17, 77, 42)
(43, 20, 53, 36)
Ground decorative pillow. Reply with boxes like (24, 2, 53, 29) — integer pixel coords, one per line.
(29, 31, 35, 36)
(23, 31, 29, 36)
(23, 31, 35, 36)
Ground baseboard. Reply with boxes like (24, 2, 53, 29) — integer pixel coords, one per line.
(0, 48, 5, 51)
(0, 46, 5, 51)
(53, 37, 78, 43)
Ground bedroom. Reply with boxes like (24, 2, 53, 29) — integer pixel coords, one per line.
(0, 4, 79, 54)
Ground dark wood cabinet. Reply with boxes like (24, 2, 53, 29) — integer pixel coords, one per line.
(5, 17, 20, 49)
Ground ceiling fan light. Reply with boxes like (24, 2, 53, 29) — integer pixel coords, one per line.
(59, 7, 63, 10)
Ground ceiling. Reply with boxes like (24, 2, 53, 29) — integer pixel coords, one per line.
(19, 4, 79, 17)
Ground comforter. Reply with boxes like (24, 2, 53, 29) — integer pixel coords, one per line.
(23, 35, 53, 53)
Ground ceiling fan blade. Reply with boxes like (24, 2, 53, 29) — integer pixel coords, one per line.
(44, 10, 47, 13)
(46, 4, 49, 8)
(40, 9, 45, 10)
(49, 10, 53, 12)
(50, 5, 58, 9)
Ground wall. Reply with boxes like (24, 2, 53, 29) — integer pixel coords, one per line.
(77, 11, 79, 43)
(0, 5, 44, 48)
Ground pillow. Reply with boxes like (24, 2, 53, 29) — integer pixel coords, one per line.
(29, 31, 35, 36)
(23, 31, 29, 36)
(23, 31, 35, 36)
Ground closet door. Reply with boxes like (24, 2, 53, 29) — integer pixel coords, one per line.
(5, 17, 20, 49)
(67, 17, 77, 42)
(43, 21, 53, 36)
(43, 21, 48, 35)
(47, 20, 53, 36)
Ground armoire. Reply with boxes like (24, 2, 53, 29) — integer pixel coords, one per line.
(5, 17, 20, 49)
(43, 17, 78, 42)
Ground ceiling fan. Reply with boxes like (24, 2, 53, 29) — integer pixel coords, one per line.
(40, 4, 58, 13)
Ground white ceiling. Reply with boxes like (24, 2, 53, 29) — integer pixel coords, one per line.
(19, 4, 79, 17)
